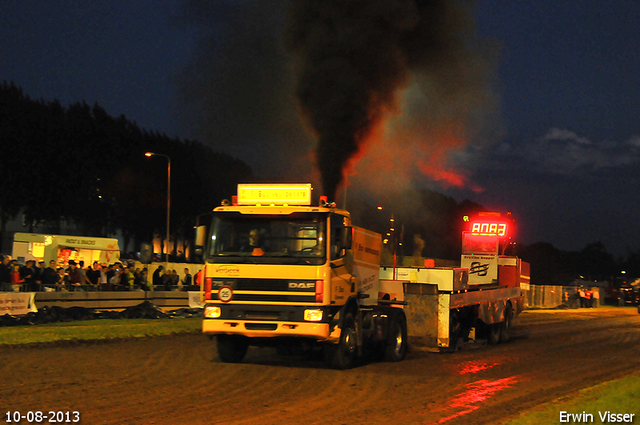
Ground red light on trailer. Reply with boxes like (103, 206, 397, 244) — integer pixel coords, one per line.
(232, 195, 238, 206)
(315, 280, 324, 303)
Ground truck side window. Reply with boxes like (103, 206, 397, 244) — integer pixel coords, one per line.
(330, 214, 346, 261)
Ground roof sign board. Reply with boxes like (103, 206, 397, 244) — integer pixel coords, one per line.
(237, 184, 312, 206)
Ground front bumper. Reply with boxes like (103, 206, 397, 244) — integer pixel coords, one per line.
(203, 319, 331, 340)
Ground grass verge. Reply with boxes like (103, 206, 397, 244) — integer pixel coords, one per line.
(504, 371, 640, 424)
(0, 317, 202, 345)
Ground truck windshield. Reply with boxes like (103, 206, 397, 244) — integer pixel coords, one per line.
(206, 212, 327, 265)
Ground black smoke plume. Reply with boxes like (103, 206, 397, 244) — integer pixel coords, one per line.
(284, 0, 491, 200)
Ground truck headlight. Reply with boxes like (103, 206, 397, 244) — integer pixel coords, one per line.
(204, 306, 221, 318)
(304, 309, 323, 322)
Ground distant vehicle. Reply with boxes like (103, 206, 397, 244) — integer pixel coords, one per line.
(632, 285, 640, 305)
(618, 285, 637, 305)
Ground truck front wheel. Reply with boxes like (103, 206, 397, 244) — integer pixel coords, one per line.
(217, 335, 249, 363)
(385, 313, 407, 362)
(326, 312, 356, 369)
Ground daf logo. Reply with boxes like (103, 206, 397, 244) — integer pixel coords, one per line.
(289, 282, 315, 289)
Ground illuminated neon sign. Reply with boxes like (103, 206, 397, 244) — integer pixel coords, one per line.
(465, 212, 512, 238)
(237, 183, 312, 206)
(471, 222, 508, 237)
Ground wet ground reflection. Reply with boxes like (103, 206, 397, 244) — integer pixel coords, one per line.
(434, 376, 519, 423)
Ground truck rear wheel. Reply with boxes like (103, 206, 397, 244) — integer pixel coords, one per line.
(326, 312, 356, 370)
(217, 335, 249, 363)
(385, 313, 407, 362)
(500, 303, 513, 343)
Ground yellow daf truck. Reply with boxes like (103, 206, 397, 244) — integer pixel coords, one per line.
(198, 184, 407, 369)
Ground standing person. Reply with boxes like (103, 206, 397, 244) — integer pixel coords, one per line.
(161, 270, 171, 291)
(119, 265, 131, 290)
(35, 261, 45, 289)
(22, 260, 37, 291)
(78, 261, 94, 289)
(84, 262, 99, 291)
(67, 260, 83, 291)
(578, 287, 586, 308)
(194, 269, 202, 290)
(181, 268, 192, 291)
(126, 265, 136, 290)
(96, 263, 108, 290)
(169, 270, 180, 290)
(136, 268, 150, 291)
(585, 289, 592, 308)
(0, 255, 12, 291)
(152, 266, 165, 291)
(110, 266, 122, 290)
(592, 288, 600, 308)
(57, 267, 69, 291)
(42, 260, 59, 291)
(11, 264, 25, 291)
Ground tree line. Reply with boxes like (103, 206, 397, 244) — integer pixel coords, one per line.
(0, 81, 253, 256)
(1, 80, 638, 285)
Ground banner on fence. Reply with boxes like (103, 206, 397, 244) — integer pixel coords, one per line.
(0, 292, 37, 315)
(188, 291, 204, 309)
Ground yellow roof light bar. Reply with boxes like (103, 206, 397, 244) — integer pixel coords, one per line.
(237, 183, 312, 206)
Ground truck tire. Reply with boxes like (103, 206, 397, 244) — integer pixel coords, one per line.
(488, 323, 501, 345)
(499, 303, 513, 343)
(449, 310, 463, 351)
(326, 312, 356, 370)
(217, 335, 249, 363)
(385, 313, 407, 362)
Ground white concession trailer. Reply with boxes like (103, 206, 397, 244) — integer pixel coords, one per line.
(12, 233, 120, 267)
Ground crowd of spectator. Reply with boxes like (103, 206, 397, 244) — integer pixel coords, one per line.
(563, 286, 600, 308)
(0, 255, 201, 292)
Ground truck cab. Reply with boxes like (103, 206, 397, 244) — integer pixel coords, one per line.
(199, 184, 403, 368)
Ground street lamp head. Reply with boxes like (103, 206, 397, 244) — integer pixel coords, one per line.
(144, 152, 154, 157)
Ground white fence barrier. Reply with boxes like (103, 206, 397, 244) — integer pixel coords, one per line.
(523, 285, 603, 308)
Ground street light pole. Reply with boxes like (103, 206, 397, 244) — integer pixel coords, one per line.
(145, 152, 171, 271)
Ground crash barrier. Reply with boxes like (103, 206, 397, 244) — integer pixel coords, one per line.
(523, 284, 604, 308)
(0, 292, 38, 315)
(33, 291, 203, 311)
(0, 300, 204, 327)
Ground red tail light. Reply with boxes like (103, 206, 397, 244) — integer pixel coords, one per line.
(205, 277, 212, 300)
(315, 280, 324, 303)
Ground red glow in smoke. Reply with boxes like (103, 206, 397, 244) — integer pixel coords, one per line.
(414, 131, 484, 193)
(417, 158, 484, 193)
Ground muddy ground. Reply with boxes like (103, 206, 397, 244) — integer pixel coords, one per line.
(2, 307, 639, 424)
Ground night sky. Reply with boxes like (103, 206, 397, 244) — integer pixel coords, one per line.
(2, 1, 639, 257)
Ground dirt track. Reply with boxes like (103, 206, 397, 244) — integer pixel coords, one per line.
(2, 307, 640, 424)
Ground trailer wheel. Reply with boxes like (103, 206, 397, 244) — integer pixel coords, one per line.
(500, 303, 513, 343)
(487, 323, 501, 345)
(449, 310, 463, 351)
(385, 313, 407, 362)
(217, 335, 249, 363)
(326, 312, 356, 369)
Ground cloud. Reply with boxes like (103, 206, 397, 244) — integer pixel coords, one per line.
(542, 128, 591, 145)
(469, 128, 640, 177)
